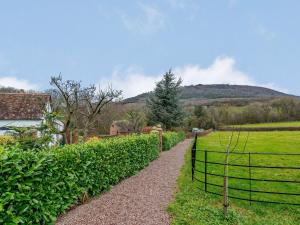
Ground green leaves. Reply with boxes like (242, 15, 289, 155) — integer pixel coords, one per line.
(162, 131, 186, 151)
(0, 134, 159, 224)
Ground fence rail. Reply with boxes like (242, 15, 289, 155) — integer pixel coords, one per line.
(191, 134, 300, 206)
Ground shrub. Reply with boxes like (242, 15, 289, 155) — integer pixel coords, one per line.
(86, 136, 102, 142)
(15, 135, 53, 151)
(0, 134, 159, 224)
(0, 135, 15, 145)
(162, 131, 185, 151)
(4, 126, 55, 151)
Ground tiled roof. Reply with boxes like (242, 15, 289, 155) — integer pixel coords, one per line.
(0, 93, 51, 120)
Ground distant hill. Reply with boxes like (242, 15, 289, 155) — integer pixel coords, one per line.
(123, 84, 296, 105)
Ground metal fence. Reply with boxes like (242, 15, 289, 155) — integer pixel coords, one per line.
(191, 134, 300, 206)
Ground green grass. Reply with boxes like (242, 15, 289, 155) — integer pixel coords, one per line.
(229, 121, 300, 128)
(168, 131, 300, 225)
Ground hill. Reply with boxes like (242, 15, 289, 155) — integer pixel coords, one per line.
(123, 84, 295, 105)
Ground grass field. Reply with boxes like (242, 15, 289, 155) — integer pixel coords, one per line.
(229, 121, 300, 128)
(168, 131, 300, 225)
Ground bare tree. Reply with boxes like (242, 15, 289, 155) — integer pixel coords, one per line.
(219, 129, 249, 218)
(80, 85, 122, 139)
(90, 103, 127, 135)
(126, 108, 146, 133)
(50, 75, 122, 142)
(50, 75, 81, 144)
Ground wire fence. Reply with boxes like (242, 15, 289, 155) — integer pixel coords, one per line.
(191, 134, 300, 206)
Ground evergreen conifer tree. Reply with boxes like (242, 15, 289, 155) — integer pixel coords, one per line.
(146, 69, 184, 130)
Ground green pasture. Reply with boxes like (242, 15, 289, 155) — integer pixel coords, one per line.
(197, 131, 300, 205)
(230, 121, 300, 128)
(168, 131, 300, 225)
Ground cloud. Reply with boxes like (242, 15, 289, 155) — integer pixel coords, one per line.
(100, 56, 288, 99)
(167, 0, 193, 9)
(100, 66, 161, 99)
(0, 76, 38, 90)
(166, 0, 199, 21)
(0, 53, 38, 90)
(173, 57, 254, 86)
(250, 16, 276, 40)
(119, 2, 165, 34)
(256, 25, 276, 40)
(260, 83, 289, 94)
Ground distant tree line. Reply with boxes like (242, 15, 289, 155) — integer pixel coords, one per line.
(184, 97, 300, 129)
(0, 87, 36, 93)
(3, 73, 299, 138)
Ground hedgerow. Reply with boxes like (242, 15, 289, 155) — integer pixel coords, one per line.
(162, 131, 185, 151)
(0, 135, 15, 145)
(0, 134, 159, 224)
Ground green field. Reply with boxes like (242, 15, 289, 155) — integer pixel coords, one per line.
(229, 121, 300, 128)
(168, 131, 300, 225)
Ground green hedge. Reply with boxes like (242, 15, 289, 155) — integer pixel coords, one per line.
(0, 135, 15, 146)
(162, 131, 185, 151)
(0, 134, 159, 224)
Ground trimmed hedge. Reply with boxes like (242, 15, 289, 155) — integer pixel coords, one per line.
(0, 134, 159, 224)
(0, 135, 15, 145)
(162, 131, 185, 151)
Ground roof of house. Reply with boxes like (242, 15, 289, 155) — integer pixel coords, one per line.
(0, 93, 51, 120)
(111, 120, 133, 133)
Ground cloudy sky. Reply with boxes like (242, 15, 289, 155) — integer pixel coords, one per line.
(0, 0, 299, 98)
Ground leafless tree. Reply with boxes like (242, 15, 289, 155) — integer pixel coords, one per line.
(126, 108, 146, 133)
(50, 75, 81, 144)
(219, 129, 249, 218)
(80, 85, 122, 139)
(50, 75, 122, 142)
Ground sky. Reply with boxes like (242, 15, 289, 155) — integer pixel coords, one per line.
(0, 0, 299, 98)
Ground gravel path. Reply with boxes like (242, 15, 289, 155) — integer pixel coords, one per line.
(56, 139, 191, 225)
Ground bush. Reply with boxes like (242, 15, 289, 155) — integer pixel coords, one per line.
(162, 131, 185, 151)
(15, 135, 53, 151)
(86, 136, 102, 142)
(0, 134, 159, 224)
(0, 135, 15, 145)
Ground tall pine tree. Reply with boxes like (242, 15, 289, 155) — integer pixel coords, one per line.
(146, 69, 184, 130)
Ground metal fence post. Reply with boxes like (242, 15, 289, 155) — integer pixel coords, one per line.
(248, 152, 252, 205)
(190, 148, 300, 206)
(191, 134, 197, 182)
(205, 150, 208, 192)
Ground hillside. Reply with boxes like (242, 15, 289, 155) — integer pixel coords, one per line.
(123, 84, 295, 105)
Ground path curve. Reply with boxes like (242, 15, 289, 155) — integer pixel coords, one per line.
(56, 139, 191, 225)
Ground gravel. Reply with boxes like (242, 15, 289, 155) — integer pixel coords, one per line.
(56, 139, 192, 225)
